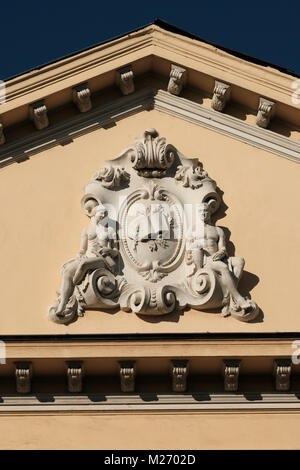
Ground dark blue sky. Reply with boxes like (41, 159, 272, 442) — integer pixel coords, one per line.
(2, 1, 300, 80)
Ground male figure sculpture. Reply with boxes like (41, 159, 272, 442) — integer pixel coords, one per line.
(49, 202, 118, 320)
(186, 203, 257, 319)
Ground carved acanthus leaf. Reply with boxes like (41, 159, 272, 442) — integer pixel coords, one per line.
(167, 64, 187, 95)
(256, 97, 275, 128)
(211, 81, 231, 112)
(129, 129, 176, 177)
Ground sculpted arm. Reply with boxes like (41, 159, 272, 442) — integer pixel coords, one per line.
(77, 228, 88, 257)
(212, 227, 227, 261)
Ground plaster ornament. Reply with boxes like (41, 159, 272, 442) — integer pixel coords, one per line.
(116, 65, 135, 95)
(211, 81, 231, 112)
(0, 122, 5, 145)
(48, 129, 259, 324)
(223, 360, 240, 392)
(67, 361, 84, 392)
(29, 100, 49, 130)
(256, 97, 275, 128)
(15, 362, 32, 394)
(175, 161, 208, 189)
(273, 359, 291, 391)
(91, 166, 130, 189)
(119, 361, 136, 392)
(167, 64, 187, 96)
(72, 83, 92, 113)
(171, 360, 189, 392)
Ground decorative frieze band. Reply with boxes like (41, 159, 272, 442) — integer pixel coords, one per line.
(1, 88, 299, 168)
(1, 356, 298, 395)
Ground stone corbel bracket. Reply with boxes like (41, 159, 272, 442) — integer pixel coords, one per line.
(211, 80, 231, 112)
(66, 361, 84, 393)
(171, 360, 189, 392)
(29, 100, 49, 130)
(256, 97, 276, 128)
(14, 362, 33, 394)
(72, 83, 92, 113)
(273, 359, 292, 391)
(116, 65, 135, 95)
(119, 361, 136, 392)
(223, 359, 240, 392)
(0, 122, 5, 145)
(167, 64, 187, 96)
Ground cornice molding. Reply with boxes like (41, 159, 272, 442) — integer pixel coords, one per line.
(3, 337, 297, 359)
(1, 393, 300, 412)
(0, 88, 299, 169)
(1, 25, 299, 115)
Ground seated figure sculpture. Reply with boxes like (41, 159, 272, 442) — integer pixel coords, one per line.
(186, 203, 257, 320)
(49, 202, 118, 321)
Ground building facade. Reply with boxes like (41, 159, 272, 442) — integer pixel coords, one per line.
(0, 20, 300, 449)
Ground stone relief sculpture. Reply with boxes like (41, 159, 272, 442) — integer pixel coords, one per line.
(48, 128, 259, 324)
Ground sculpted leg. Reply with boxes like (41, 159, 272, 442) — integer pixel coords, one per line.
(229, 257, 245, 281)
(56, 261, 78, 315)
(208, 260, 249, 310)
(73, 257, 107, 285)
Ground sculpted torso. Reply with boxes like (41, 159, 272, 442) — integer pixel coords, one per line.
(55, 204, 117, 317)
(188, 224, 224, 257)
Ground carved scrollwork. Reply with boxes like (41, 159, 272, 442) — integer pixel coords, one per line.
(91, 166, 130, 189)
(48, 128, 259, 324)
(175, 161, 209, 189)
(211, 81, 231, 112)
(256, 97, 275, 128)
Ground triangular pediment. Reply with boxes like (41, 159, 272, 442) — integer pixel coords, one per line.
(0, 20, 299, 170)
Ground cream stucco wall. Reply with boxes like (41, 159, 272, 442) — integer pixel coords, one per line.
(0, 109, 299, 334)
(0, 411, 299, 450)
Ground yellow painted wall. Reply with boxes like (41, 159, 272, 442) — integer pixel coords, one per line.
(0, 411, 299, 449)
(0, 109, 299, 334)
